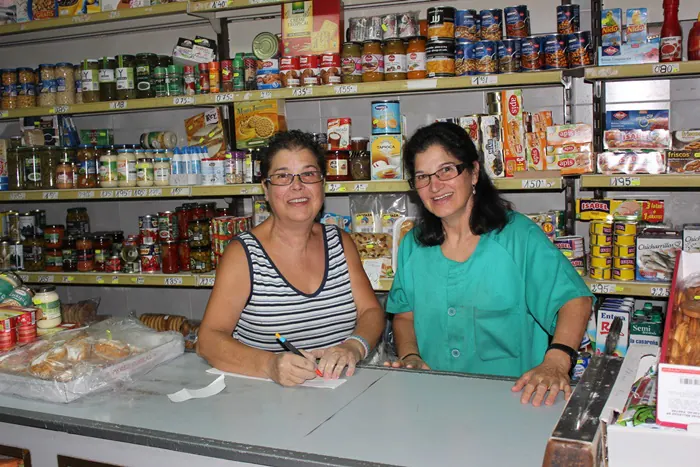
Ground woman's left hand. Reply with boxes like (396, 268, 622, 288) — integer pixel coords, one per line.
(311, 342, 363, 379)
(512, 356, 571, 407)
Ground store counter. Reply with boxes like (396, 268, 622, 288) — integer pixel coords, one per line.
(0, 353, 566, 467)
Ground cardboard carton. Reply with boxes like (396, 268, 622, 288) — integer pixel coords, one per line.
(233, 100, 287, 150)
(281, 0, 343, 56)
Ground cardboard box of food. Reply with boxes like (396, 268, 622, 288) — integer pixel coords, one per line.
(606, 110, 669, 131)
(101, 0, 136, 11)
(500, 90, 527, 177)
(480, 114, 505, 178)
(546, 124, 594, 174)
(595, 306, 630, 357)
(666, 149, 700, 174)
(185, 108, 227, 158)
(233, 100, 287, 150)
(671, 130, 700, 150)
(604, 129, 671, 150)
(683, 224, 700, 253)
(576, 198, 665, 223)
(525, 131, 550, 170)
(281, 0, 343, 56)
(596, 150, 665, 174)
(0, 139, 8, 186)
(370, 135, 402, 180)
(636, 228, 681, 282)
(59, 0, 85, 16)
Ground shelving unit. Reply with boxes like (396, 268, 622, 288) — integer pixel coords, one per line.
(584, 62, 700, 82)
(584, 278, 671, 298)
(580, 174, 700, 189)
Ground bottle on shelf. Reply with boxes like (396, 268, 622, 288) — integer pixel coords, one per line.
(660, 0, 683, 62)
(171, 148, 183, 186)
(689, 13, 700, 61)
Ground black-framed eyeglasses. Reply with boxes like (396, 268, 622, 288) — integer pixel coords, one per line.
(409, 163, 467, 189)
(265, 171, 324, 186)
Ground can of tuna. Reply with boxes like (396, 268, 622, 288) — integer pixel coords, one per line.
(590, 234, 612, 247)
(455, 40, 476, 76)
(591, 245, 612, 257)
(614, 234, 636, 247)
(520, 36, 542, 71)
(455, 9, 480, 41)
(543, 34, 568, 70)
(570, 257, 586, 269)
(614, 222, 637, 236)
(497, 38, 521, 73)
(613, 244, 636, 258)
(567, 31, 593, 68)
(504, 5, 530, 38)
(613, 268, 635, 281)
(613, 257, 635, 269)
(590, 221, 613, 235)
(572, 351, 591, 380)
(589, 255, 612, 269)
(473, 40, 497, 74)
(589, 266, 612, 280)
(479, 9, 503, 41)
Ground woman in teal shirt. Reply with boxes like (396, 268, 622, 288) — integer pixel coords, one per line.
(386, 122, 593, 407)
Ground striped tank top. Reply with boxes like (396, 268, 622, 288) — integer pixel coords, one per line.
(233, 225, 357, 351)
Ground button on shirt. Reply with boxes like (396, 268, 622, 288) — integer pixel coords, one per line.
(386, 211, 593, 378)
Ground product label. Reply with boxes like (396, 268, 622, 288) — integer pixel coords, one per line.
(24, 158, 41, 182)
(79, 160, 97, 176)
(341, 56, 362, 76)
(407, 52, 427, 72)
(39, 79, 56, 94)
(94, 248, 107, 264)
(37, 299, 61, 320)
(56, 172, 73, 185)
(99, 69, 115, 83)
(155, 167, 169, 182)
(362, 54, 384, 74)
(17, 84, 31, 96)
(384, 53, 407, 73)
(137, 165, 154, 182)
(327, 159, 348, 176)
(99, 160, 118, 182)
(660, 36, 682, 62)
(81, 70, 100, 92)
(117, 159, 137, 182)
(136, 66, 151, 91)
(56, 77, 67, 93)
(44, 232, 60, 245)
(116, 67, 135, 90)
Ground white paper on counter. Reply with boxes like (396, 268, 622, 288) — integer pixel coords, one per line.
(168, 374, 226, 403)
(206, 368, 346, 389)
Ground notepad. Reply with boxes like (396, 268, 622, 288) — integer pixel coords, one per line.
(206, 368, 347, 389)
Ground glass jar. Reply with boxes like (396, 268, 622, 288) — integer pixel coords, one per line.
(136, 158, 155, 187)
(62, 235, 78, 272)
(98, 145, 118, 188)
(154, 156, 170, 186)
(167, 64, 183, 96)
(44, 224, 65, 249)
(93, 235, 112, 272)
(384, 39, 407, 81)
(117, 149, 137, 187)
(56, 148, 76, 189)
(66, 208, 90, 235)
(22, 234, 44, 272)
(17, 68, 35, 109)
(34, 285, 62, 329)
(116, 54, 136, 100)
(341, 42, 362, 84)
(76, 235, 94, 272)
(81, 59, 100, 103)
(73, 64, 83, 104)
(7, 147, 23, 190)
(44, 249, 63, 272)
(187, 219, 211, 248)
(41, 146, 58, 189)
(21, 147, 42, 190)
(37, 64, 56, 107)
(98, 57, 117, 102)
(1, 68, 17, 110)
(55, 62, 75, 105)
(407, 37, 427, 79)
(134, 149, 146, 161)
(161, 241, 179, 274)
(350, 138, 371, 180)
(362, 41, 384, 82)
(136, 53, 158, 99)
(77, 145, 98, 188)
(325, 150, 351, 181)
(189, 246, 212, 273)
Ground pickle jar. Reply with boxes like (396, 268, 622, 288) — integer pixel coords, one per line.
(62, 235, 78, 272)
(189, 246, 212, 273)
(98, 57, 117, 102)
(135, 53, 158, 99)
(55, 148, 76, 189)
(81, 59, 100, 103)
(187, 219, 211, 248)
(7, 147, 24, 190)
(76, 145, 98, 188)
(23, 234, 44, 272)
(116, 54, 136, 100)
(21, 147, 42, 190)
(17, 67, 36, 109)
(41, 146, 59, 189)
(37, 64, 57, 108)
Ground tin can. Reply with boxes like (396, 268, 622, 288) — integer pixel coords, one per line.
(590, 234, 612, 246)
(299, 55, 320, 86)
(613, 234, 635, 247)
(567, 31, 593, 68)
(6, 212, 20, 243)
(543, 34, 569, 70)
(455, 9, 480, 41)
(589, 266, 612, 280)
(348, 17, 367, 42)
(139, 243, 160, 273)
(504, 5, 530, 38)
(614, 222, 637, 236)
(139, 214, 159, 230)
(613, 244, 635, 258)
(498, 39, 521, 73)
(0, 239, 11, 272)
(158, 211, 179, 243)
(381, 13, 399, 40)
(590, 221, 613, 235)
(252, 32, 280, 60)
(479, 9, 503, 41)
(474, 41, 498, 74)
(591, 245, 612, 257)
(455, 40, 476, 76)
(589, 255, 612, 269)
(178, 241, 191, 271)
(557, 4, 580, 35)
(105, 255, 121, 273)
(0, 314, 17, 352)
(198, 63, 210, 94)
(161, 241, 179, 274)
(570, 257, 586, 269)
(427, 6, 456, 39)
(2, 285, 34, 307)
(312, 133, 328, 148)
(426, 39, 456, 78)
(572, 352, 591, 380)
(613, 268, 635, 281)
(32, 210, 45, 236)
(320, 53, 341, 85)
(366, 16, 383, 41)
(371, 100, 401, 135)
(613, 256, 635, 270)
(220, 60, 233, 92)
(19, 213, 35, 241)
(280, 56, 300, 88)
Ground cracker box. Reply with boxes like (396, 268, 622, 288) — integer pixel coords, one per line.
(625, 8, 648, 45)
(683, 224, 700, 253)
(480, 114, 505, 179)
(636, 228, 681, 282)
(233, 100, 287, 150)
(666, 149, 700, 174)
(370, 135, 402, 180)
(500, 90, 527, 176)
(546, 124, 593, 175)
(671, 130, 700, 150)
(282, 0, 343, 56)
(59, 0, 85, 16)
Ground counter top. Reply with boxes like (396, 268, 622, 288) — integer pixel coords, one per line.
(0, 354, 565, 467)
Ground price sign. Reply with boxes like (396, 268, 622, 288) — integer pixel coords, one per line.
(0, 110, 8, 119)
(131, 277, 145, 285)
(147, 188, 163, 197)
(210, 0, 227, 8)
(134, 189, 147, 197)
(52, 105, 70, 114)
(62, 276, 74, 283)
(19, 275, 29, 282)
(334, 85, 358, 95)
(109, 100, 127, 110)
(590, 282, 616, 294)
(471, 76, 498, 86)
(108, 10, 121, 18)
(291, 87, 313, 97)
(112, 276, 120, 284)
(42, 191, 59, 200)
(353, 183, 368, 192)
(259, 91, 272, 99)
(78, 190, 95, 199)
(327, 183, 341, 192)
(116, 189, 133, 198)
(38, 275, 54, 283)
(95, 276, 104, 284)
(521, 179, 552, 189)
(164, 277, 184, 286)
(198, 276, 216, 287)
(651, 287, 670, 298)
(239, 186, 262, 195)
(215, 93, 234, 103)
(610, 176, 641, 187)
(71, 15, 90, 23)
(9, 192, 26, 200)
(170, 187, 190, 196)
(100, 190, 115, 198)
(652, 63, 680, 75)
(172, 96, 194, 106)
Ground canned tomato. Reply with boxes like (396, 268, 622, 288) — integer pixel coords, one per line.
(543, 34, 568, 70)
(455, 9, 480, 41)
(280, 56, 300, 88)
(426, 39, 455, 77)
(567, 31, 593, 68)
(178, 241, 190, 271)
(455, 40, 476, 76)
(320, 53, 341, 85)
(498, 39, 521, 73)
(504, 5, 530, 38)
(557, 4, 580, 35)
(572, 352, 591, 380)
(371, 100, 401, 135)
(427, 6, 456, 39)
(479, 9, 502, 41)
(474, 41, 497, 74)
(158, 211, 178, 243)
(299, 55, 320, 86)
(613, 256, 635, 270)
(139, 243, 160, 273)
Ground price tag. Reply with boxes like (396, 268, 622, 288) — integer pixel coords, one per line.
(42, 191, 58, 200)
(610, 176, 641, 187)
(652, 63, 680, 75)
(210, 0, 227, 8)
(214, 93, 234, 103)
(38, 275, 54, 283)
(470, 75, 498, 86)
(78, 190, 95, 199)
(164, 277, 184, 286)
(239, 186, 262, 195)
(100, 190, 115, 198)
(651, 286, 670, 298)
(71, 15, 90, 23)
(326, 183, 345, 193)
(108, 10, 120, 19)
(51, 105, 70, 114)
(109, 100, 127, 110)
(134, 189, 147, 197)
(19, 24, 26, 31)
(590, 282, 616, 294)
(112, 276, 120, 284)
(9, 192, 26, 200)
(291, 87, 313, 97)
(334, 85, 358, 95)
(521, 179, 552, 189)
(147, 188, 163, 197)
(19, 274, 29, 282)
(131, 277, 145, 285)
(353, 183, 368, 192)
(0, 110, 8, 119)
(116, 189, 133, 198)
(259, 91, 272, 99)
(198, 276, 216, 287)
(172, 96, 194, 106)
(62, 276, 74, 283)
(95, 276, 104, 284)
(170, 187, 191, 196)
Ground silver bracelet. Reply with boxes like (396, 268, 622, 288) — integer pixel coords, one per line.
(345, 335, 369, 360)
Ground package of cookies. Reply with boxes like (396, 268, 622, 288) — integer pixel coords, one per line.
(351, 233, 394, 279)
(0, 317, 183, 403)
(185, 108, 227, 159)
(233, 100, 287, 150)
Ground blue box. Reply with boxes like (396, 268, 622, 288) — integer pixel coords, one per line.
(605, 110, 669, 131)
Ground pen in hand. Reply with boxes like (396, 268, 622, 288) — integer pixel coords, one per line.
(275, 333, 324, 378)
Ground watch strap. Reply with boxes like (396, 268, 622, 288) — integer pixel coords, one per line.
(546, 343, 577, 375)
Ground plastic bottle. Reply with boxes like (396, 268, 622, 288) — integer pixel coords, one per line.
(689, 13, 700, 61)
(191, 147, 203, 186)
(170, 148, 182, 186)
(182, 148, 193, 186)
(660, 0, 682, 62)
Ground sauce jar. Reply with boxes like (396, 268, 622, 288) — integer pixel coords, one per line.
(81, 59, 100, 103)
(93, 235, 113, 272)
(34, 286, 61, 329)
(362, 41, 384, 82)
(117, 148, 137, 187)
(136, 53, 158, 99)
(98, 145, 119, 188)
(383, 39, 407, 81)
(325, 150, 351, 181)
(350, 138, 371, 180)
(99, 56, 117, 102)
(187, 219, 211, 248)
(76, 235, 94, 272)
(407, 37, 428, 79)
(62, 235, 78, 272)
(189, 246, 212, 273)
(44, 224, 65, 249)
(21, 147, 42, 190)
(178, 241, 191, 271)
(161, 241, 179, 274)
(56, 148, 76, 189)
(23, 234, 44, 272)
(341, 42, 363, 84)
(77, 145, 98, 188)
(66, 208, 90, 235)
(44, 249, 63, 272)
(136, 158, 155, 187)
(116, 54, 136, 100)
(154, 156, 170, 186)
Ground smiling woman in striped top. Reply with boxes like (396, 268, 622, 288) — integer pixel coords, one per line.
(198, 131, 385, 387)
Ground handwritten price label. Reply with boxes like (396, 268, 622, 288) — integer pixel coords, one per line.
(292, 87, 313, 97)
(109, 100, 127, 110)
(326, 183, 345, 193)
(259, 91, 272, 99)
(164, 277, 184, 286)
(651, 287, 670, 298)
(42, 191, 59, 200)
(95, 276, 104, 284)
(471, 76, 498, 86)
(9, 192, 26, 200)
(172, 96, 194, 106)
(38, 275, 54, 283)
(112, 276, 120, 284)
(610, 176, 641, 187)
(108, 10, 121, 18)
(71, 15, 90, 23)
(215, 93, 234, 103)
(134, 189, 147, 197)
(115, 190, 133, 198)
(198, 276, 216, 287)
(590, 282, 616, 294)
(353, 183, 368, 192)
(62, 276, 74, 283)
(521, 179, 552, 189)
(100, 190, 115, 198)
(52, 105, 70, 114)
(334, 85, 358, 95)
(0, 110, 8, 118)
(147, 188, 163, 197)
(170, 187, 190, 196)
(652, 63, 680, 75)
(210, 0, 227, 8)
(78, 190, 95, 199)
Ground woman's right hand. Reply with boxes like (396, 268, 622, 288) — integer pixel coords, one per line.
(267, 350, 319, 387)
(383, 355, 431, 370)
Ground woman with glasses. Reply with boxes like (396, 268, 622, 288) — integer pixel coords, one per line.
(385, 122, 593, 407)
(198, 131, 384, 387)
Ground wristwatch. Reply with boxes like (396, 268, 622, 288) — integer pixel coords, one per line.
(546, 343, 578, 376)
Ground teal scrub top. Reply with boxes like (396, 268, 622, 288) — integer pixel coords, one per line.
(386, 211, 593, 378)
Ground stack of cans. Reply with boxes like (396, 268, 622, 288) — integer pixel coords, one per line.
(210, 216, 252, 269)
(554, 235, 586, 276)
(612, 222, 637, 281)
(589, 221, 613, 280)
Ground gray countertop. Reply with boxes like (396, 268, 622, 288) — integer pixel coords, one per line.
(0, 354, 565, 467)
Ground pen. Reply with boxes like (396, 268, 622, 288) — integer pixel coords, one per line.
(275, 333, 324, 377)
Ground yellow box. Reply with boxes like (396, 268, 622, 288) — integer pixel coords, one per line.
(233, 100, 287, 150)
(370, 135, 402, 180)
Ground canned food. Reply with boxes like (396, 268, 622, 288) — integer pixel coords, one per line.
(105, 255, 121, 273)
(427, 6, 456, 39)
(187, 219, 211, 248)
(544, 34, 568, 70)
(614, 222, 637, 236)
(178, 241, 191, 272)
(520, 36, 542, 71)
(19, 213, 35, 241)
(591, 245, 612, 257)
(497, 39, 521, 73)
(474, 41, 498, 74)
(190, 246, 212, 273)
(0, 240, 11, 272)
(614, 234, 635, 247)
(252, 32, 280, 60)
(557, 4, 580, 35)
(426, 39, 456, 78)
(589, 266, 612, 280)
(613, 244, 636, 258)
(320, 53, 341, 85)
(479, 9, 503, 41)
(158, 211, 178, 243)
(455, 40, 476, 76)
(613, 268, 635, 281)
(589, 255, 612, 269)
(567, 31, 593, 67)
(6, 212, 20, 243)
(371, 100, 401, 135)
(455, 9, 480, 41)
(572, 352, 591, 380)
(590, 222, 612, 236)
(139, 242, 160, 273)
(381, 13, 399, 40)
(299, 55, 320, 86)
(504, 5, 530, 38)
(570, 257, 586, 269)
(590, 234, 612, 246)
(1, 285, 34, 307)
(613, 256, 635, 269)
(280, 56, 300, 88)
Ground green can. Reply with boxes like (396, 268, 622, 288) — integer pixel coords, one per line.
(2, 285, 34, 307)
(153, 66, 167, 98)
(166, 65, 182, 96)
(233, 53, 244, 91)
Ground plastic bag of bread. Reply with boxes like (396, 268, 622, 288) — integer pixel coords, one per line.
(61, 297, 100, 325)
(0, 317, 183, 403)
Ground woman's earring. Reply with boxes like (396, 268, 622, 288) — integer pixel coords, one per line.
(472, 185, 476, 195)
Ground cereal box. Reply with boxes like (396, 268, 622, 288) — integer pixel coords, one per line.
(185, 108, 227, 158)
(370, 135, 402, 180)
(26, 0, 57, 20)
(480, 115, 505, 179)
(625, 8, 648, 45)
(546, 124, 594, 174)
(636, 228, 681, 282)
(500, 90, 527, 177)
(601, 8, 622, 48)
(59, 0, 85, 16)
(282, 0, 343, 56)
(526, 131, 549, 170)
(233, 100, 287, 150)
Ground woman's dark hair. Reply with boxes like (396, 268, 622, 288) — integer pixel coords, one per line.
(403, 121, 512, 246)
(260, 130, 326, 180)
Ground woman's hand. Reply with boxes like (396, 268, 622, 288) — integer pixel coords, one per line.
(383, 354, 431, 370)
(512, 353, 571, 406)
(267, 350, 318, 387)
(311, 342, 363, 379)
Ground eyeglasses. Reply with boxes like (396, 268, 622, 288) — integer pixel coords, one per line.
(266, 171, 324, 186)
(409, 163, 467, 189)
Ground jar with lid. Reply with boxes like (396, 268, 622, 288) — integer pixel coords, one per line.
(167, 65, 183, 96)
(134, 149, 146, 161)
(154, 156, 170, 186)
(98, 57, 117, 102)
(1, 68, 17, 110)
(111, 231, 124, 256)
(56, 148, 76, 189)
(76, 235, 94, 272)
(33, 286, 61, 329)
(341, 43, 362, 84)
(161, 241, 179, 274)
(187, 219, 211, 247)
(189, 246, 212, 273)
(407, 37, 427, 79)
(44, 224, 65, 249)
(98, 145, 118, 188)
(44, 249, 63, 272)
(136, 53, 158, 99)
(37, 64, 57, 107)
(66, 208, 90, 235)
(77, 145, 98, 188)
(115, 54, 136, 100)
(383, 39, 407, 81)
(62, 236, 78, 272)
(41, 146, 58, 189)
(325, 150, 351, 181)
(55, 62, 75, 105)
(117, 149, 137, 187)
(350, 138, 371, 180)
(21, 147, 42, 190)
(81, 60, 100, 103)
(22, 234, 44, 272)
(7, 147, 23, 190)
(362, 41, 384, 82)
(73, 64, 83, 104)
(17, 68, 36, 109)
(136, 158, 155, 187)
(93, 235, 112, 272)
